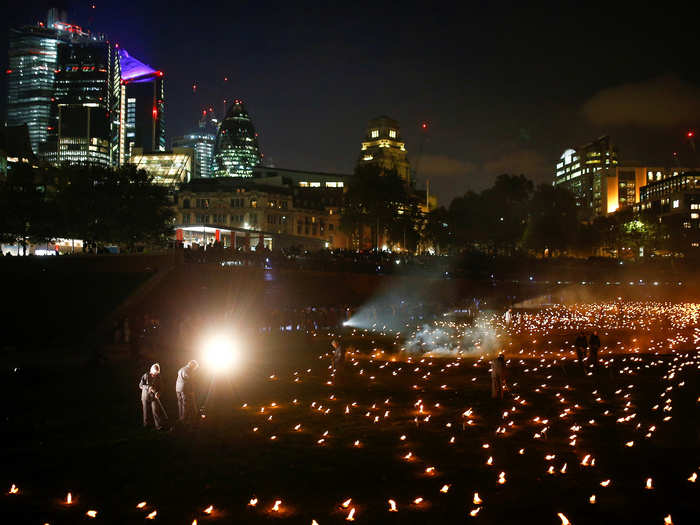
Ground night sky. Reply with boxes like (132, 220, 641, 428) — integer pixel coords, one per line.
(2, 1, 699, 205)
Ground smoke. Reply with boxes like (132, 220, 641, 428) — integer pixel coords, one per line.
(403, 312, 506, 357)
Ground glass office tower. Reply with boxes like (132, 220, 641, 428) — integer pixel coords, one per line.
(213, 100, 261, 177)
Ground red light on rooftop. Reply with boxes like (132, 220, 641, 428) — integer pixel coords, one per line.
(156, 71, 163, 77)
(421, 122, 428, 130)
(5, 69, 12, 74)
(152, 106, 158, 119)
(687, 131, 695, 138)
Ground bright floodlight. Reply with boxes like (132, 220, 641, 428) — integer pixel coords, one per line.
(203, 334, 237, 371)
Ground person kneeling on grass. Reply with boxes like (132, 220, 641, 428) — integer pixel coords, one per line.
(139, 363, 168, 430)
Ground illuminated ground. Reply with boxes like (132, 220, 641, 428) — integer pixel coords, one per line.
(1, 314, 699, 524)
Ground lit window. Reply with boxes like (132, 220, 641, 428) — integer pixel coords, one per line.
(692, 213, 699, 219)
(310, 182, 321, 187)
(370, 129, 379, 138)
(326, 181, 337, 187)
(299, 181, 309, 187)
(389, 129, 397, 138)
(673, 199, 680, 208)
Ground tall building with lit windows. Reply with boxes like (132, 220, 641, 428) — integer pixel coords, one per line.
(172, 114, 217, 179)
(6, 11, 104, 157)
(213, 100, 261, 177)
(41, 39, 112, 166)
(554, 136, 619, 217)
(357, 116, 411, 184)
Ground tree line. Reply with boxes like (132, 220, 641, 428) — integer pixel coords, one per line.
(340, 167, 675, 258)
(424, 174, 674, 257)
(0, 164, 173, 254)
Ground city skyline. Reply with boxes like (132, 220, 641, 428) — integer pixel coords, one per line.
(1, 2, 699, 204)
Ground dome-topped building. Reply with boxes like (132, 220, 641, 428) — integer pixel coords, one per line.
(213, 100, 261, 177)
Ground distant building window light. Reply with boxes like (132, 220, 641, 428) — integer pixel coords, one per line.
(299, 181, 309, 187)
(692, 213, 699, 219)
(310, 182, 321, 187)
(389, 129, 397, 138)
(673, 199, 680, 208)
(370, 129, 379, 138)
(363, 155, 373, 161)
(326, 181, 338, 187)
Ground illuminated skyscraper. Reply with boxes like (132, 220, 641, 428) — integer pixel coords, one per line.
(172, 112, 217, 178)
(213, 100, 261, 177)
(42, 39, 112, 166)
(6, 12, 101, 156)
(358, 116, 411, 184)
(172, 132, 216, 179)
(112, 49, 166, 165)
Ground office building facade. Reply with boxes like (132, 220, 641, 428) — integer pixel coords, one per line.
(172, 131, 216, 179)
(41, 39, 113, 166)
(554, 136, 619, 217)
(634, 171, 700, 256)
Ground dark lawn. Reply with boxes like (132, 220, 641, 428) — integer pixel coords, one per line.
(1, 333, 698, 524)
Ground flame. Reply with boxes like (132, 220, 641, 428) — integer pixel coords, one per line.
(86, 510, 98, 518)
(271, 500, 282, 512)
(589, 494, 596, 504)
(66, 492, 72, 504)
(473, 492, 482, 505)
(204, 505, 213, 514)
(498, 471, 506, 484)
(341, 498, 352, 508)
(645, 478, 653, 490)
(557, 512, 571, 525)
(413, 497, 423, 504)
(146, 510, 157, 519)
(388, 499, 397, 512)
(346, 508, 355, 521)
(136, 501, 147, 509)
(664, 515, 673, 525)
(689, 472, 697, 483)
(469, 507, 481, 517)
(248, 497, 258, 507)
(440, 484, 450, 493)
(486, 456, 493, 465)
(600, 479, 611, 487)
(192, 520, 197, 525)
(9, 484, 18, 494)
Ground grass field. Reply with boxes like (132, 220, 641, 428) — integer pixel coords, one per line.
(1, 327, 698, 524)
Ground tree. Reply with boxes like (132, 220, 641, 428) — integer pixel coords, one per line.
(523, 184, 578, 256)
(0, 163, 50, 254)
(341, 164, 413, 250)
(482, 174, 533, 255)
(422, 206, 452, 253)
(0, 164, 174, 252)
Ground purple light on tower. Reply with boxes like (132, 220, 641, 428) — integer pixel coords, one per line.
(118, 49, 161, 83)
